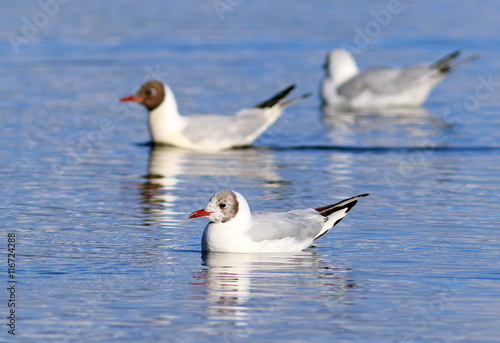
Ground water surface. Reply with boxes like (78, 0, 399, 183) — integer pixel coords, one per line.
(1, 1, 500, 342)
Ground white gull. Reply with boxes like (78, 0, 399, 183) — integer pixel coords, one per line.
(189, 190, 368, 253)
(322, 49, 479, 110)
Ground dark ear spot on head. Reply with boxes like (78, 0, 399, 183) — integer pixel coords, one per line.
(136, 80, 166, 110)
(216, 190, 239, 223)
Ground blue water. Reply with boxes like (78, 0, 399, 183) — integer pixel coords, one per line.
(1, 1, 500, 342)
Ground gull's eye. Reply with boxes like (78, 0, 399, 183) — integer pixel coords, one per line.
(146, 88, 157, 96)
(219, 202, 227, 209)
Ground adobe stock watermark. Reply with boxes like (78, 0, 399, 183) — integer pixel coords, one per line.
(385, 73, 500, 192)
(52, 65, 170, 176)
(212, 0, 243, 21)
(394, 279, 460, 343)
(340, 0, 405, 54)
(6, 0, 72, 53)
(222, 297, 279, 343)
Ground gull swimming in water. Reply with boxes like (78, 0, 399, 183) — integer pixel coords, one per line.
(121, 81, 310, 151)
(321, 49, 479, 110)
(189, 190, 368, 253)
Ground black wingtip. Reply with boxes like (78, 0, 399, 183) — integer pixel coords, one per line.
(432, 50, 461, 73)
(254, 85, 296, 109)
(315, 193, 369, 217)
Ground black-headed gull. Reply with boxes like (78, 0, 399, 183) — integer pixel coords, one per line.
(189, 190, 368, 253)
(322, 49, 479, 110)
(120, 81, 310, 151)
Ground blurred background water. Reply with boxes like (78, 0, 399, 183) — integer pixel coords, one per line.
(1, 0, 500, 342)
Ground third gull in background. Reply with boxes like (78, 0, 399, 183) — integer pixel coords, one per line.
(321, 49, 480, 110)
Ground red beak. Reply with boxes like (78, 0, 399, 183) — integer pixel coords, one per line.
(120, 95, 142, 102)
(189, 209, 212, 219)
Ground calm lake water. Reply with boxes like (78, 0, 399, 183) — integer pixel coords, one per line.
(1, 1, 500, 342)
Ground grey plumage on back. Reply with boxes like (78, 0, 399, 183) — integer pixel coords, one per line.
(181, 84, 310, 147)
(337, 50, 480, 100)
(181, 109, 273, 147)
(338, 65, 434, 99)
(248, 209, 325, 242)
(247, 194, 369, 243)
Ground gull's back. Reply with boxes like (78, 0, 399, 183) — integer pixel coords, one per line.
(338, 64, 438, 99)
(182, 107, 280, 150)
(248, 209, 325, 243)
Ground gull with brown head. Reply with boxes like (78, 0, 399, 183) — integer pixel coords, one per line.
(121, 80, 310, 151)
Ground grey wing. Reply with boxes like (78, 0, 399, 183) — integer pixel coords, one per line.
(181, 114, 240, 146)
(248, 209, 325, 242)
(338, 64, 434, 98)
(182, 108, 274, 146)
(233, 108, 278, 140)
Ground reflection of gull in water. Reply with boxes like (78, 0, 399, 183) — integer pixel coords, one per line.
(321, 105, 452, 147)
(138, 146, 186, 226)
(322, 104, 432, 119)
(137, 146, 282, 226)
(193, 251, 355, 331)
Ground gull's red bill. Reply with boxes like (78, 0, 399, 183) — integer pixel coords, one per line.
(120, 95, 142, 102)
(189, 209, 212, 219)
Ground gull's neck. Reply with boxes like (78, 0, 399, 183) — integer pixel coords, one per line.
(230, 192, 252, 229)
(328, 52, 359, 87)
(202, 193, 253, 252)
(147, 85, 186, 144)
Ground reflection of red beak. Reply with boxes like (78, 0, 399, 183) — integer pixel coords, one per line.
(189, 209, 212, 219)
(120, 95, 142, 102)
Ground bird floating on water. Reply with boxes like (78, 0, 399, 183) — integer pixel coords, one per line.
(189, 189, 369, 253)
(121, 81, 310, 151)
(321, 49, 480, 110)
